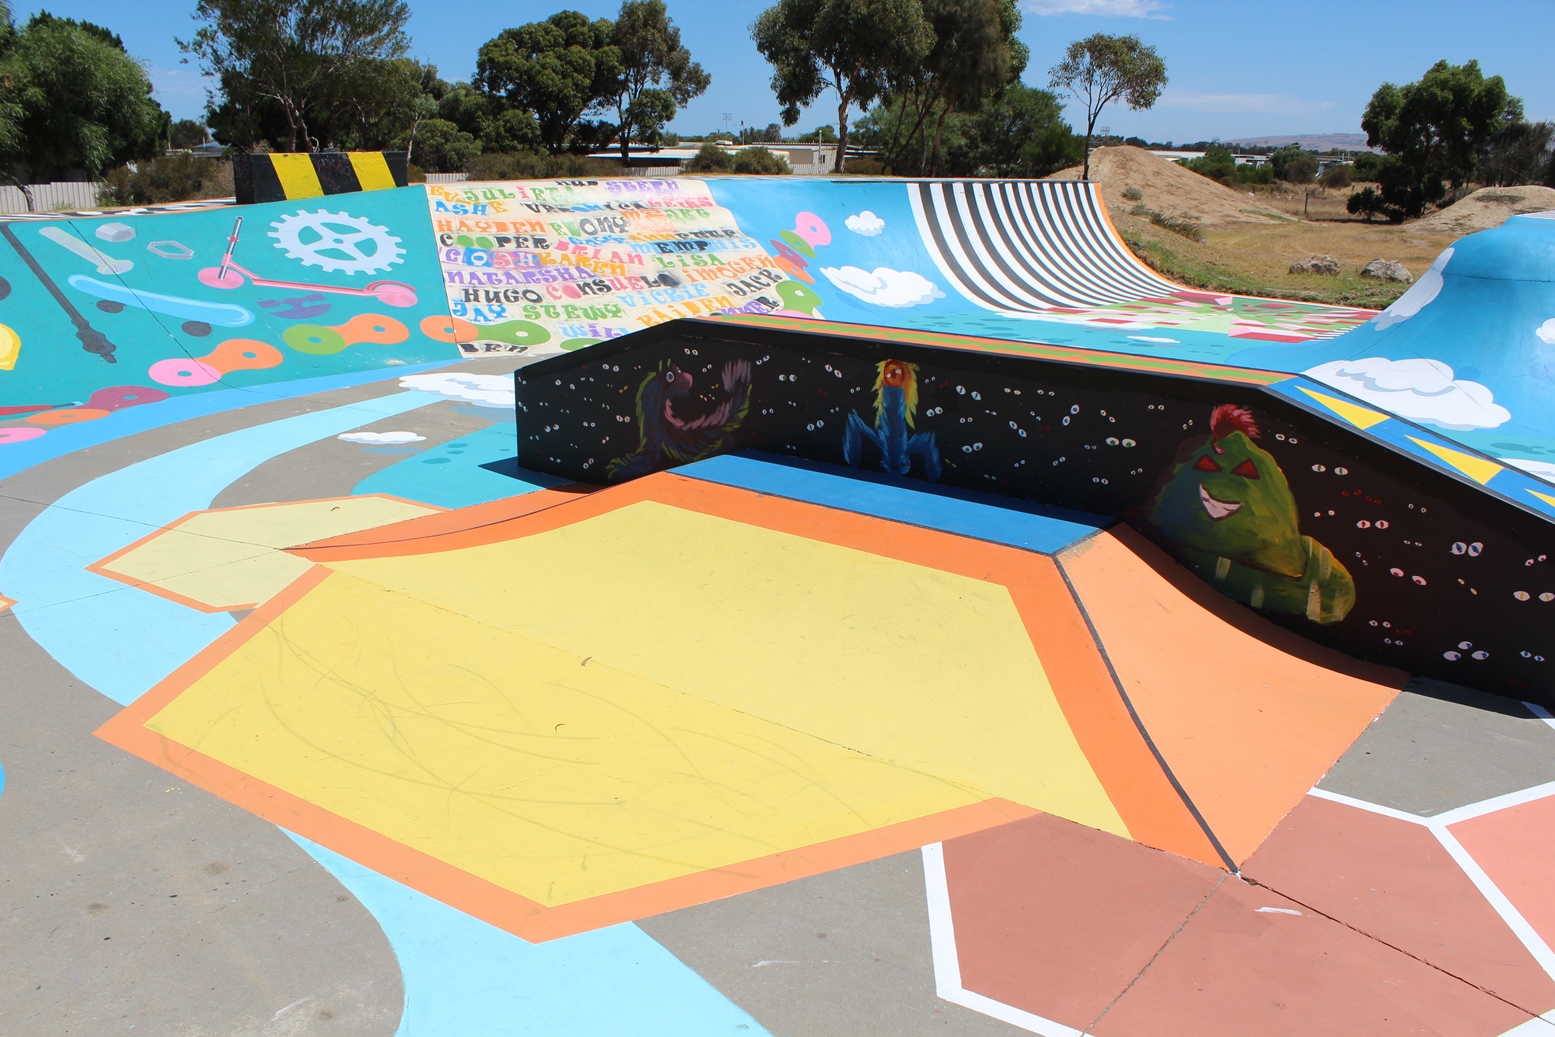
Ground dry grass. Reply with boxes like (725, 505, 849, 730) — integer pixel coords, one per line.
(1109, 205, 1457, 309)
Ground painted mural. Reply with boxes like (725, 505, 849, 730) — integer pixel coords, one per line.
(425, 178, 829, 358)
(1143, 404, 1355, 624)
(515, 322, 1554, 700)
(843, 359, 941, 481)
(0, 191, 454, 454)
(607, 358, 752, 479)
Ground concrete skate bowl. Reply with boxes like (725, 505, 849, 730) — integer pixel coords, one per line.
(2, 176, 1555, 1037)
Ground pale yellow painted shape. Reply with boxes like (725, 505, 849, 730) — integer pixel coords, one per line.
(100, 496, 436, 610)
(1407, 437, 1504, 486)
(0, 322, 19, 371)
(1297, 386, 1390, 431)
(333, 501, 1126, 836)
(146, 568, 986, 905)
(1531, 488, 1555, 509)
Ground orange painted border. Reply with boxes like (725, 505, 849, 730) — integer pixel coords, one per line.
(97, 471, 1225, 944)
(0, 592, 14, 613)
(95, 562, 1037, 941)
(87, 494, 447, 613)
(303, 472, 1217, 864)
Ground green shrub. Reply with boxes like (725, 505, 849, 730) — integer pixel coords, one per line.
(465, 151, 621, 180)
(842, 156, 885, 175)
(731, 146, 790, 175)
(98, 154, 233, 205)
(1130, 203, 1203, 241)
(1122, 185, 1143, 201)
(1346, 185, 1401, 223)
(406, 119, 480, 173)
(1320, 164, 1353, 189)
(1235, 163, 1274, 185)
(1352, 152, 1384, 181)
(684, 142, 734, 173)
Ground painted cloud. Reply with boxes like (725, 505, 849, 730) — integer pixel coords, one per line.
(338, 430, 427, 445)
(1373, 247, 1453, 331)
(821, 265, 944, 308)
(1537, 318, 1555, 345)
(1305, 357, 1510, 431)
(399, 372, 514, 409)
(1502, 457, 1555, 485)
(844, 210, 885, 236)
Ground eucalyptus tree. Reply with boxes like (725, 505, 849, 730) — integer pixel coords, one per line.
(752, 0, 931, 173)
(608, 0, 708, 163)
(182, 0, 412, 153)
(1048, 33, 1166, 180)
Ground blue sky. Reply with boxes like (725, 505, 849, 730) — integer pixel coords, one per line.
(29, 0, 1553, 144)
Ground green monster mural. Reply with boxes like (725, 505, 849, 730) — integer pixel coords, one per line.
(1144, 405, 1354, 624)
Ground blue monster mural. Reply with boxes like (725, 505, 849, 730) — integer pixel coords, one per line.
(843, 359, 941, 481)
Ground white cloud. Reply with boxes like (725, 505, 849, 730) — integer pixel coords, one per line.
(1305, 357, 1510, 431)
(1128, 335, 1179, 344)
(1159, 90, 1335, 115)
(338, 430, 426, 445)
(845, 211, 885, 236)
(1536, 318, 1555, 345)
(399, 372, 514, 409)
(1024, 0, 1167, 16)
(820, 266, 944, 308)
(1374, 247, 1453, 331)
(1502, 457, 1555, 485)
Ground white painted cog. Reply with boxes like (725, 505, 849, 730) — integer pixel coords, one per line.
(267, 209, 404, 275)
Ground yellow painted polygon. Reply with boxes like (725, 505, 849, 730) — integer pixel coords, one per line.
(145, 568, 987, 905)
(332, 501, 1126, 835)
(0, 322, 19, 370)
(1407, 437, 1504, 485)
(269, 154, 325, 199)
(1298, 386, 1390, 431)
(99, 496, 435, 610)
(347, 152, 397, 192)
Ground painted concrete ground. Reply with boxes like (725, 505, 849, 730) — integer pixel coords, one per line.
(1, 354, 1554, 1036)
(2, 181, 1554, 1035)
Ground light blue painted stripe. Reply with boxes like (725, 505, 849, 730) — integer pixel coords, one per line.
(0, 359, 463, 483)
(287, 834, 770, 1037)
(676, 452, 1107, 554)
(0, 391, 439, 705)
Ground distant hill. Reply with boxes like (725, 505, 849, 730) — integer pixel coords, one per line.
(1226, 133, 1378, 152)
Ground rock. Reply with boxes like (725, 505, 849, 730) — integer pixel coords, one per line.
(1360, 258, 1412, 283)
(1289, 254, 1341, 275)
(95, 222, 134, 243)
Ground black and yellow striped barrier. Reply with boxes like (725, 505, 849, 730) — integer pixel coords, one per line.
(233, 152, 409, 205)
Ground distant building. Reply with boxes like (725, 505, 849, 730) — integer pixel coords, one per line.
(589, 142, 847, 176)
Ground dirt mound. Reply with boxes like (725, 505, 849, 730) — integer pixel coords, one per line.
(1047, 145, 1286, 229)
(1413, 185, 1555, 235)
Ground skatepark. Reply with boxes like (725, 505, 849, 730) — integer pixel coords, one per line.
(2, 171, 1554, 1036)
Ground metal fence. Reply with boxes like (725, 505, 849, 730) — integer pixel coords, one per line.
(0, 181, 104, 214)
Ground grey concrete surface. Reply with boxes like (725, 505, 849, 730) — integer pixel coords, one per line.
(0, 383, 422, 1037)
(1318, 677, 1555, 815)
(211, 400, 503, 510)
(639, 851, 1029, 1037)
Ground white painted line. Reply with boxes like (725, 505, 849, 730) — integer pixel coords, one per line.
(1524, 702, 1555, 730)
(921, 843, 1087, 1037)
(1498, 1012, 1555, 1035)
(921, 842, 964, 999)
(1431, 780, 1555, 827)
(1306, 786, 1435, 826)
(1255, 906, 1302, 916)
(1434, 826, 1555, 979)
